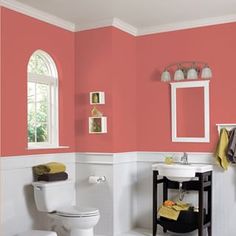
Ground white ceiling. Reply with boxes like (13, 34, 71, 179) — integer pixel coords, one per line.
(10, 0, 236, 33)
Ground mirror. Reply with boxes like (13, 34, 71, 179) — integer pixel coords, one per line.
(171, 80, 210, 142)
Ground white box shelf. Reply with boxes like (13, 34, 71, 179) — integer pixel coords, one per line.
(90, 91, 105, 105)
(89, 116, 107, 134)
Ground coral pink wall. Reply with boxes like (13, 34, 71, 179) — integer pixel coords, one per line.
(76, 23, 236, 153)
(137, 23, 236, 152)
(2, 7, 236, 155)
(75, 27, 136, 152)
(111, 28, 136, 152)
(75, 27, 114, 152)
(1, 8, 75, 156)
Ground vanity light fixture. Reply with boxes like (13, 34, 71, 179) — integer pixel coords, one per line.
(161, 61, 212, 82)
(174, 67, 185, 81)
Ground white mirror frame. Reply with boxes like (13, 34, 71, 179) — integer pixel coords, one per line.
(171, 80, 210, 143)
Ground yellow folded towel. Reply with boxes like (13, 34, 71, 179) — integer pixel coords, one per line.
(33, 162, 66, 175)
(158, 205, 180, 221)
(215, 128, 229, 170)
(172, 201, 190, 211)
(158, 201, 190, 221)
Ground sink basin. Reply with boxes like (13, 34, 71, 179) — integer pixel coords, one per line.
(152, 163, 213, 182)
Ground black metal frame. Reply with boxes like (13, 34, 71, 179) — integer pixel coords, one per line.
(153, 170, 212, 236)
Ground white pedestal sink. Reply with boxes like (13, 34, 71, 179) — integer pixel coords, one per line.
(152, 163, 213, 182)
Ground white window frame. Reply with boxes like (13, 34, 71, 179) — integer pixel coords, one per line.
(27, 50, 59, 149)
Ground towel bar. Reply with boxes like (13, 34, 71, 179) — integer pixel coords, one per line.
(216, 124, 236, 135)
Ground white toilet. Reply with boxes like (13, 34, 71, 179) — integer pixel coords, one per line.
(32, 180, 100, 236)
(17, 230, 57, 236)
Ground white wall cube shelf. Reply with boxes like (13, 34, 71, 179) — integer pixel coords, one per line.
(90, 91, 105, 105)
(89, 116, 107, 134)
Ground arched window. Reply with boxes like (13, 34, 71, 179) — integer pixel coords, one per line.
(27, 50, 58, 148)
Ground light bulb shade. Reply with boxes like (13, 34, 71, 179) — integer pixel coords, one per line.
(201, 66, 212, 79)
(161, 70, 171, 82)
(174, 69, 184, 81)
(187, 68, 198, 80)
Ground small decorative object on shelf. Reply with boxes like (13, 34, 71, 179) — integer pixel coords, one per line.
(91, 106, 103, 117)
(89, 117, 107, 134)
(90, 91, 105, 105)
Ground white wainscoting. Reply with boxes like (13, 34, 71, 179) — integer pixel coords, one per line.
(1, 151, 236, 236)
(75, 152, 138, 236)
(0, 153, 76, 236)
(76, 152, 236, 236)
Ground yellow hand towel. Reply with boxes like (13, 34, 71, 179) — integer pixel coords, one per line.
(33, 162, 66, 175)
(158, 201, 191, 221)
(158, 205, 180, 221)
(215, 128, 229, 170)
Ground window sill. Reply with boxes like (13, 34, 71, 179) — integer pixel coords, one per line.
(27, 145, 70, 150)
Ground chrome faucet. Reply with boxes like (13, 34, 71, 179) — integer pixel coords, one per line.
(181, 152, 188, 165)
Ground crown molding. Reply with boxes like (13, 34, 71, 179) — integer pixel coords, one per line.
(137, 14, 236, 36)
(1, 0, 236, 36)
(0, 0, 75, 32)
(75, 18, 138, 36)
(74, 18, 114, 32)
(112, 18, 138, 36)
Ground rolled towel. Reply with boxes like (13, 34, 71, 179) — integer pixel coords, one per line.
(33, 162, 66, 175)
(38, 172, 68, 182)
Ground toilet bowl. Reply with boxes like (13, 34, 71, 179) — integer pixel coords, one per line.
(51, 206, 100, 236)
(17, 230, 57, 236)
(32, 181, 100, 236)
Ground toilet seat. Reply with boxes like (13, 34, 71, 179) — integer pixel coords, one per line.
(56, 206, 99, 217)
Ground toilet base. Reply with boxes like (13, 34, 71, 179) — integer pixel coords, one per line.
(70, 228, 93, 236)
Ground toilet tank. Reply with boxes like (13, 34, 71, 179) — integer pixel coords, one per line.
(32, 180, 74, 212)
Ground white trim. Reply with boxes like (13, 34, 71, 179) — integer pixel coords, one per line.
(137, 14, 236, 36)
(75, 18, 138, 36)
(74, 18, 114, 32)
(112, 18, 138, 36)
(171, 80, 210, 143)
(0, 151, 215, 170)
(137, 151, 214, 164)
(75, 151, 214, 165)
(0, 152, 75, 170)
(28, 73, 57, 85)
(216, 123, 236, 135)
(1, 0, 236, 36)
(26, 145, 69, 150)
(76, 152, 137, 165)
(0, 0, 75, 32)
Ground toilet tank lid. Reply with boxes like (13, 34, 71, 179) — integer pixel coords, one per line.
(32, 180, 73, 188)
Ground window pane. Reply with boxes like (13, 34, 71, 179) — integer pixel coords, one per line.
(28, 102, 35, 122)
(28, 125, 36, 142)
(36, 102, 48, 123)
(28, 54, 50, 76)
(36, 84, 49, 102)
(36, 123, 48, 142)
(28, 82, 35, 103)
